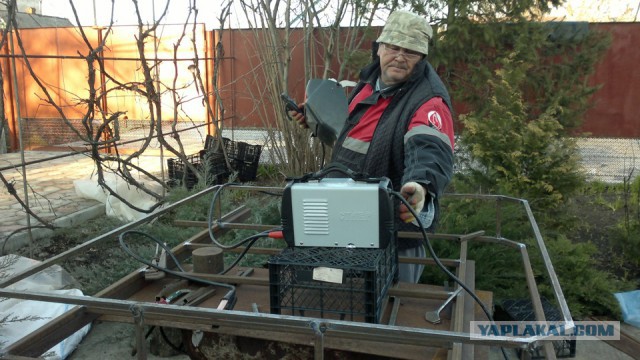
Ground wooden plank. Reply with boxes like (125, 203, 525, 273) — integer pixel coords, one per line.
(587, 317, 640, 358)
(620, 322, 640, 342)
(461, 261, 477, 359)
(96, 309, 450, 360)
(388, 296, 401, 325)
(143, 272, 461, 302)
(210, 326, 444, 360)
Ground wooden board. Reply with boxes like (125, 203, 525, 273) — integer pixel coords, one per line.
(100, 266, 492, 360)
(588, 316, 640, 358)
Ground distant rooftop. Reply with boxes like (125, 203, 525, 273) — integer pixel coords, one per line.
(0, 10, 73, 29)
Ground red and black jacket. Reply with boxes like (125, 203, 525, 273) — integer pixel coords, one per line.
(331, 59, 455, 249)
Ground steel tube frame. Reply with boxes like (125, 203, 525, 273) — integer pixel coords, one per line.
(0, 184, 227, 287)
(0, 186, 572, 360)
(447, 193, 573, 325)
(0, 288, 533, 349)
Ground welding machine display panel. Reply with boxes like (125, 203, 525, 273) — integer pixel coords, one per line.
(286, 179, 392, 248)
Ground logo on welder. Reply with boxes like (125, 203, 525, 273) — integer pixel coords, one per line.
(339, 211, 371, 221)
(428, 110, 442, 130)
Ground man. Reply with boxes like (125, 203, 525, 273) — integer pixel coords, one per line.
(289, 10, 454, 283)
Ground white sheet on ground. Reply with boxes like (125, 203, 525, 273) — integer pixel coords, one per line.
(74, 172, 164, 222)
(0, 255, 91, 359)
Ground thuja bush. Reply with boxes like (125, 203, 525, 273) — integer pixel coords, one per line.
(532, 235, 630, 319)
(610, 175, 640, 272)
(457, 56, 585, 214)
(425, 196, 532, 303)
(568, 178, 640, 281)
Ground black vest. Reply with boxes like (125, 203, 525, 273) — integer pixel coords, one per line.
(330, 59, 452, 248)
(332, 59, 451, 189)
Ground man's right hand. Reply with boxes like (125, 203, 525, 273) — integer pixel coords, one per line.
(288, 103, 308, 128)
(399, 182, 427, 224)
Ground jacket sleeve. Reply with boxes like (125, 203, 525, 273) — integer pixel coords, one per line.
(402, 97, 454, 204)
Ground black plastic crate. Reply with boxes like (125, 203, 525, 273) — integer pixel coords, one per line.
(230, 159, 259, 182)
(236, 141, 262, 163)
(199, 150, 230, 183)
(205, 135, 262, 182)
(166, 151, 229, 190)
(234, 142, 262, 181)
(501, 297, 576, 358)
(268, 243, 397, 324)
(167, 153, 201, 190)
(205, 136, 237, 158)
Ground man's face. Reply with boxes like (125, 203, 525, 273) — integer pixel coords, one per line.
(377, 43, 423, 86)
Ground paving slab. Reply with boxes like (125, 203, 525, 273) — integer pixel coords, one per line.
(0, 150, 178, 253)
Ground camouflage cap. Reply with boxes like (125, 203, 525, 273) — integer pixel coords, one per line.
(376, 10, 433, 55)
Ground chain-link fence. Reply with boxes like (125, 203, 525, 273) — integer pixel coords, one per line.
(23, 118, 208, 154)
(19, 119, 640, 184)
(575, 137, 640, 183)
(451, 136, 640, 185)
(197, 132, 640, 184)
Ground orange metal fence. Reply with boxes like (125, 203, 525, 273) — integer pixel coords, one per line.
(582, 23, 640, 138)
(1, 24, 211, 151)
(1, 22, 638, 152)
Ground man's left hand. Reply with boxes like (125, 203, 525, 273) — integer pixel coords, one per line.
(399, 182, 426, 223)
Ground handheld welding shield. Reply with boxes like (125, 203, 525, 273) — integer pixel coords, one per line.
(304, 79, 348, 147)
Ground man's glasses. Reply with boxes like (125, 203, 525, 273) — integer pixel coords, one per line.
(382, 43, 423, 61)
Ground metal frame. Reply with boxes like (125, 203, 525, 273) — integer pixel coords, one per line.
(0, 185, 572, 359)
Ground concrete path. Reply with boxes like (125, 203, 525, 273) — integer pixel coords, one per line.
(0, 150, 177, 254)
(0, 129, 268, 254)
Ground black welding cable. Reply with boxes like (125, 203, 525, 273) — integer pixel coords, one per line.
(391, 191, 510, 360)
(207, 182, 282, 248)
(159, 326, 186, 354)
(391, 191, 492, 318)
(119, 228, 277, 285)
(207, 182, 252, 249)
(219, 230, 277, 275)
(131, 326, 186, 356)
(118, 230, 235, 292)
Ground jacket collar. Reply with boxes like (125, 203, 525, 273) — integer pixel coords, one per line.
(360, 58, 429, 98)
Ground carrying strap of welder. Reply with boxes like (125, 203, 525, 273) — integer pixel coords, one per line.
(291, 162, 390, 185)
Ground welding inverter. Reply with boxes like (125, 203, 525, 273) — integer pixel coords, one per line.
(280, 165, 396, 249)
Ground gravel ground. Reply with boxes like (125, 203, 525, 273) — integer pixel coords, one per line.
(67, 321, 190, 360)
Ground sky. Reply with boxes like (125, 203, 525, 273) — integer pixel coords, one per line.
(41, 0, 640, 29)
(42, 0, 224, 29)
(547, 0, 639, 22)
